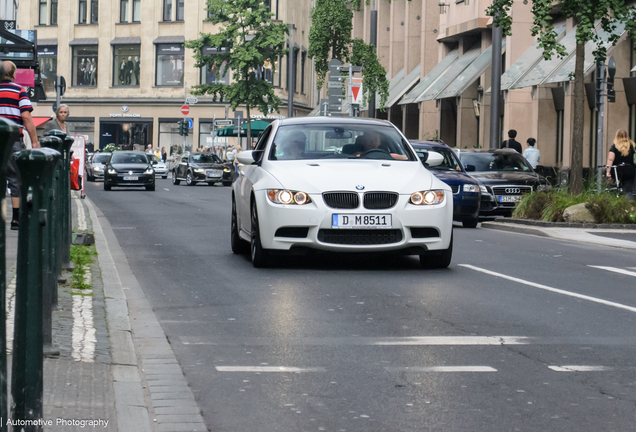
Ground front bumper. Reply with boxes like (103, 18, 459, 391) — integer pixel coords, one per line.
(452, 193, 480, 221)
(253, 191, 453, 253)
(193, 169, 232, 182)
(105, 173, 155, 187)
(91, 170, 104, 179)
(155, 168, 168, 176)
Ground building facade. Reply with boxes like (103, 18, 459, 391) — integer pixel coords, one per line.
(18, 0, 316, 152)
(352, 0, 635, 174)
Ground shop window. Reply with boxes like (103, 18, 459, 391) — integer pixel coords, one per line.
(39, 0, 47, 25)
(51, 0, 58, 25)
(72, 46, 98, 87)
(113, 45, 141, 86)
(200, 47, 230, 85)
(156, 44, 184, 86)
(199, 123, 228, 153)
(176, 0, 184, 21)
(132, 0, 141, 22)
(67, 121, 95, 151)
(301, 50, 306, 94)
(91, 0, 98, 23)
(38, 46, 57, 96)
(160, 121, 192, 154)
(120, 0, 128, 22)
(78, 0, 87, 23)
(163, 0, 172, 21)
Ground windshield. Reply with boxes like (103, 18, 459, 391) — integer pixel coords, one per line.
(192, 154, 222, 164)
(152, 156, 165, 164)
(92, 154, 110, 164)
(414, 147, 462, 171)
(268, 124, 416, 161)
(460, 152, 533, 172)
(110, 153, 149, 164)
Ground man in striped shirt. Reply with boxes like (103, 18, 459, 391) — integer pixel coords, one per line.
(0, 61, 39, 230)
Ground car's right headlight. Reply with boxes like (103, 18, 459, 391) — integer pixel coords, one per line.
(93, 166, 102, 172)
(463, 184, 478, 193)
(194, 168, 205, 173)
(108, 168, 116, 174)
(409, 190, 445, 205)
(267, 189, 312, 205)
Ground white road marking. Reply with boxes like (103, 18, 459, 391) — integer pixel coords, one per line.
(548, 365, 611, 372)
(215, 366, 326, 373)
(459, 264, 636, 313)
(373, 336, 529, 346)
(385, 366, 497, 373)
(588, 265, 636, 278)
(163, 188, 170, 191)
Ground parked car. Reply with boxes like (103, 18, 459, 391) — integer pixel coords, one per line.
(410, 140, 481, 228)
(86, 152, 111, 181)
(103, 151, 155, 191)
(172, 152, 233, 186)
(152, 156, 168, 179)
(231, 117, 454, 268)
(455, 148, 550, 218)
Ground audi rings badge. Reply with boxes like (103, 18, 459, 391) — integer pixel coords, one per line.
(505, 188, 521, 194)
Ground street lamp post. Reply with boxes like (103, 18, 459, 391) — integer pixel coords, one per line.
(489, 10, 503, 149)
(288, 24, 296, 119)
(368, 0, 378, 118)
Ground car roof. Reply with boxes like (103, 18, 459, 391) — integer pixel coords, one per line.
(409, 140, 452, 149)
(114, 151, 146, 154)
(456, 148, 519, 154)
(277, 117, 394, 127)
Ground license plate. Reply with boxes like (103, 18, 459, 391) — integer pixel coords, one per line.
(332, 214, 392, 229)
(207, 170, 222, 178)
(497, 195, 522, 203)
(123, 176, 138, 181)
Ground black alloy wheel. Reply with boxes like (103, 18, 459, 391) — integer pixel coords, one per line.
(222, 180, 232, 187)
(231, 197, 249, 254)
(250, 201, 270, 268)
(420, 231, 453, 269)
(146, 184, 155, 191)
(172, 171, 180, 185)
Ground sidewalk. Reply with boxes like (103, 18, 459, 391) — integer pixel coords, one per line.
(4, 192, 206, 431)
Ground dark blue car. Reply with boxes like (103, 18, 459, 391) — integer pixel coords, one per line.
(410, 141, 481, 228)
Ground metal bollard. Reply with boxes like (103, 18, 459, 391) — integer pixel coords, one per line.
(39, 135, 64, 357)
(0, 118, 19, 432)
(10, 148, 60, 429)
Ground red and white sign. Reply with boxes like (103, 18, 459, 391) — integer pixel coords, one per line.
(181, 105, 190, 116)
(348, 78, 363, 104)
(70, 135, 86, 197)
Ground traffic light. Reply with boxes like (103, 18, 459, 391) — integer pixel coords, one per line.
(607, 56, 616, 103)
(178, 120, 189, 136)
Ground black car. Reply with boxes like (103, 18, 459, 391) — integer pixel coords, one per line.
(103, 151, 155, 191)
(456, 148, 550, 218)
(410, 140, 481, 228)
(172, 152, 233, 186)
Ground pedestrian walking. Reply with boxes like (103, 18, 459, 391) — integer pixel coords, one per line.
(0, 60, 39, 230)
(606, 129, 635, 199)
(501, 129, 522, 153)
(161, 147, 167, 162)
(523, 138, 541, 169)
(45, 103, 69, 133)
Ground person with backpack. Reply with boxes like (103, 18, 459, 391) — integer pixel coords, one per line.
(606, 129, 635, 200)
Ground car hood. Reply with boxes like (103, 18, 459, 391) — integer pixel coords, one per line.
(470, 171, 542, 185)
(191, 163, 227, 169)
(110, 163, 150, 171)
(262, 160, 440, 193)
(430, 170, 478, 185)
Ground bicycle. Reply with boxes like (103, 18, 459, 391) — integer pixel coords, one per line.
(597, 163, 629, 195)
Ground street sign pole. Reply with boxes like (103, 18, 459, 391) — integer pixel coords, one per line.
(212, 114, 216, 151)
(596, 62, 605, 193)
(183, 82, 187, 152)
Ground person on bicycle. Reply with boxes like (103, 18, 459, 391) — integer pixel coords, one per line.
(606, 129, 635, 199)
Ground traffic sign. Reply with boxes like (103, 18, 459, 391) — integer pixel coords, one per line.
(214, 119, 234, 127)
(181, 105, 190, 116)
(186, 97, 198, 104)
(187, 118, 194, 129)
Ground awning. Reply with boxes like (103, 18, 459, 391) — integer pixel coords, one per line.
(546, 22, 626, 84)
(153, 36, 185, 44)
(418, 47, 481, 101)
(499, 23, 566, 91)
(385, 64, 421, 107)
(400, 49, 459, 105)
(33, 117, 52, 127)
(69, 38, 98, 46)
(111, 37, 141, 45)
(632, 65, 636, 72)
(216, 119, 270, 137)
(437, 40, 505, 100)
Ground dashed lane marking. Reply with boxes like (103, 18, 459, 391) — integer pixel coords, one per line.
(588, 265, 636, 278)
(548, 365, 612, 372)
(215, 366, 327, 373)
(373, 336, 529, 346)
(459, 264, 636, 314)
(385, 366, 497, 373)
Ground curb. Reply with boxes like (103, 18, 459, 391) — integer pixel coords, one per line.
(497, 218, 636, 230)
(480, 221, 551, 238)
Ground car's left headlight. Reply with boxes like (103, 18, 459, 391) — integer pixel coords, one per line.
(410, 190, 445, 205)
(463, 184, 478, 193)
(194, 168, 205, 173)
(108, 168, 116, 174)
(93, 166, 102, 172)
(267, 189, 312, 205)
(223, 168, 231, 172)
(144, 167, 154, 174)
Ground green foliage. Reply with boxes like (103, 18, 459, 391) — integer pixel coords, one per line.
(587, 195, 636, 224)
(70, 245, 95, 290)
(308, 0, 389, 109)
(185, 0, 288, 138)
(102, 144, 121, 153)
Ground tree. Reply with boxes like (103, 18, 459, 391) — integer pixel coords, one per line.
(185, 0, 288, 143)
(488, 0, 636, 195)
(308, 0, 390, 108)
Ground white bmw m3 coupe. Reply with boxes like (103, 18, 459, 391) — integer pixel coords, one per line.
(231, 117, 453, 268)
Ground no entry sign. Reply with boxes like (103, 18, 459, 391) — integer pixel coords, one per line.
(181, 105, 190, 116)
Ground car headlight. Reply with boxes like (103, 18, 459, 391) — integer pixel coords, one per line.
(479, 185, 489, 194)
(108, 168, 116, 174)
(194, 168, 205, 173)
(144, 167, 154, 174)
(267, 189, 312, 205)
(410, 190, 445, 205)
(463, 184, 478, 193)
(93, 166, 102, 171)
(223, 168, 231, 172)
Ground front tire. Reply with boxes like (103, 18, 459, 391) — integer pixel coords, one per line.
(462, 217, 479, 228)
(186, 171, 195, 186)
(420, 231, 453, 269)
(162, 175, 167, 179)
(172, 171, 180, 185)
(222, 181, 232, 187)
(250, 201, 270, 268)
(146, 184, 155, 191)
(231, 197, 249, 254)
(103, 183, 111, 191)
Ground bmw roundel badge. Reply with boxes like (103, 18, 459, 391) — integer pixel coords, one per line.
(356, 185, 365, 190)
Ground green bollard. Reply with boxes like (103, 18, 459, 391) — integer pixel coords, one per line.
(0, 118, 19, 432)
(10, 148, 60, 428)
(39, 136, 64, 357)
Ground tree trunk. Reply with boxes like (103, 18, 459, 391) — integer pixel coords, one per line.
(246, 105, 252, 147)
(569, 40, 585, 195)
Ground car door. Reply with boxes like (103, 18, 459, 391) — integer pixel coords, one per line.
(178, 154, 189, 178)
(238, 126, 273, 233)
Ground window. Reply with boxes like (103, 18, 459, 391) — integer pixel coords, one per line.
(161, 121, 192, 153)
(120, 0, 128, 22)
(132, 0, 141, 22)
(200, 47, 230, 85)
(163, 0, 172, 21)
(39, 0, 47, 25)
(301, 50, 306, 94)
(72, 46, 98, 86)
(176, 0, 184, 21)
(51, 0, 58, 24)
(113, 45, 140, 86)
(79, 0, 87, 23)
(91, 0, 98, 23)
(38, 46, 57, 95)
(156, 44, 184, 86)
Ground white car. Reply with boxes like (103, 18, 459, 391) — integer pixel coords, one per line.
(231, 118, 453, 268)
(152, 156, 168, 179)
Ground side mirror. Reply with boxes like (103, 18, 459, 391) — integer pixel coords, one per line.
(425, 151, 444, 167)
(152, 160, 158, 165)
(464, 164, 476, 172)
(236, 150, 256, 165)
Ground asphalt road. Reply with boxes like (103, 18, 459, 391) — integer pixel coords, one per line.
(86, 178, 636, 432)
